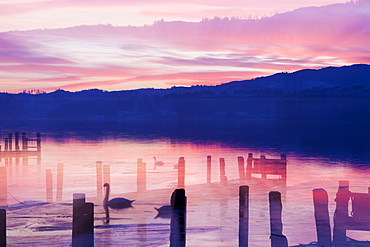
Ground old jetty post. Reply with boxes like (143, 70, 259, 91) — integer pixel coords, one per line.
(56, 163, 64, 202)
(333, 180, 350, 242)
(0, 167, 6, 207)
(269, 191, 288, 247)
(178, 157, 185, 188)
(137, 158, 147, 192)
(21, 133, 28, 151)
(46, 169, 53, 203)
(14, 132, 19, 151)
(72, 193, 94, 246)
(219, 158, 227, 183)
(170, 188, 186, 247)
(238, 156, 245, 184)
(96, 161, 103, 197)
(239, 185, 249, 247)
(103, 164, 110, 185)
(313, 188, 331, 246)
(0, 209, 5, 247)
(206, 155, 211, 183)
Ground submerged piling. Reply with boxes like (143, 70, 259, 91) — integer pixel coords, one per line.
(72, 193, 94, 246)
(46, 169, 53, 203)
(178, 157, 185, 188)
(269, 191, 288, 247)
(313, 188, 331, 246)
(137, 159, 147, 192)
(170, 188, 186, 247)
(0, 209, 5, 247)
(56, 163, 64, 202)
(96, 161, 103, 197)
(103, 164, 110, 185)
(238, 157, 245, 184)
(219, 158, 227, 183)
(239, 185, 249, 247)
(206, 155, 211, 184)
(0, 167, 6, 207)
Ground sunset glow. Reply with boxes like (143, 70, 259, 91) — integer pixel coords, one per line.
(0, 0, 369, 93)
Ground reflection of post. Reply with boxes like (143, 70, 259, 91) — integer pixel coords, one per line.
(269, 191, 288, 247)
(238, 156, 245, 184)
(103, 164, 110, 185)
(137, 159, 147, 192)
(46, 169, 53, 203)
(219, 158, 227, 184)
(15, 132, 19, 151)
(333, 180, 350, 242)
(178, 157, 185, 188)
(206, 155, 211, 184)
(96, 161, 103, 197)
(170, 188, 186, 247)
(23, 155, 28, 166)
(72, 193, 94, 247)
(0, 209, 5, 247)
(0, 167, 7, 206)
(239, 185, 249, 247)
(57, 163, 64, 202)
(313, 188, 331, 246)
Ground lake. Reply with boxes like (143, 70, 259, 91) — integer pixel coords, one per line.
(0, 118, 369, 246)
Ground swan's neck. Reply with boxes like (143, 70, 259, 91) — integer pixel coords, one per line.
(103, 185, 110, 203)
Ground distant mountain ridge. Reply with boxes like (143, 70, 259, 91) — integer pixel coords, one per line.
(1, 64, 370, 120)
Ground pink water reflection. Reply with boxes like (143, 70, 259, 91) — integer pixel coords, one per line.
(1, 136, 370, 246)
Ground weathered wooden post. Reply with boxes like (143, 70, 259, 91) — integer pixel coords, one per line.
(0, 209, 5, 247)
(96, 161, 103, 197)
(269, 191, 288, 247)
(36, 132, 41, 152)
(333, 180, 350, 242)
(238, 156, 245, 184)
(206, 155, 211, 183)
(260, 155, 267, 179)
(4, 139, 8, 152)
(7, 134, 12, 151)
(56, 163, 64, 202)
(239, 185, 249, 247)
(313, 188, 331, 246)
(219, 158, 227, 183)
(246, 153, 253, 179)
(22, 133, 28, 151)
(72, 193, 94, 247)
(137, 159, 147, 192)
(14, 132, 19, 151)
(103, 164, 110, 185)
(170, 188, 186, 247)
(178, 157, 185, 188)
(46, 169, 53, 203)
(0, 167, 7, 207)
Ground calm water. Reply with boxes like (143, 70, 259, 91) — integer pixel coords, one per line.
(0, 119, 370, 246)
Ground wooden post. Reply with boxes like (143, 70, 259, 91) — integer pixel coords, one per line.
(170, 188, 186, 247)
(219, 158, 227, 183)
(206, 155, 211, 183)
(7, 134, 12, 151)
(260, 155, 267, 179)
(137, 159, 147, 192)
(246, 153, 253, 179)
(0, 209, 5, 247)
(103, 164, 110, 185)
(239, 185, 249, 247)
(333, 180, 350, 242)
(14, 132, 19, 151)
(46, 169, 53, 203)
(56, 163, 64, 202)
(0, 167, 7, 207)
(96, 161, 103, 197)
(4, 139, 8, 152)
(178, 157, 185, 188)
(72, 193, 94, 246)
(269, 191, 288, 247)
(238, 156, 245, 184)
(22, 133, 28, 151)
(36, 132, 41, 152)
(313, 188, 331, 246)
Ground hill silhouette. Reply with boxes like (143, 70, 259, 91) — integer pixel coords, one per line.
(1, 64, 370, 120)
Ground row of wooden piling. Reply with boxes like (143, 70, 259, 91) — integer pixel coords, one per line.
(0, 132, 41, 153)
(0, 186, 288, 247)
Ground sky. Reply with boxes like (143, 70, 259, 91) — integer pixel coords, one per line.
(0, 0, 369, 93)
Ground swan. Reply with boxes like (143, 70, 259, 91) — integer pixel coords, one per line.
(103, 183, 134, 209)
(154, 205, 172, 218)
(153, 156, 164, 169)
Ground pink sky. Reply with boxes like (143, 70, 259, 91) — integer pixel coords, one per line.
(0, 0, 369, 93)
